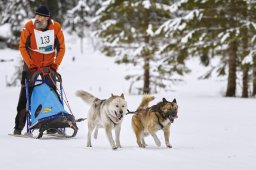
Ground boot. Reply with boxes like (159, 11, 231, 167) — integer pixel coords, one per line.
(13, 129, 22, 135)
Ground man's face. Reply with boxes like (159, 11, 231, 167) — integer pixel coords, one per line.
(35, 15, 49, 30)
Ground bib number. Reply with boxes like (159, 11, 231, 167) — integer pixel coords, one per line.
(34, 29, 54, 54)
(40, 36, 50, 44)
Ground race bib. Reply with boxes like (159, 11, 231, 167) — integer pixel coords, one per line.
(34, 29, 54, 54)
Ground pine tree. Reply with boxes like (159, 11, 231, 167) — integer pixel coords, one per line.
(45, 0, 79, 23)
(1, 0, 33, 49)
(64, 0, 90, 53)
(158, 0, 256, 97)
(86, 0, 108, 16)
(253, 56, 256, 96)
(0, 1, 6, 22)
(95, 0, 187, 94)
(0, 1, 7, 44)
(46, 0, 61, 22)
(247, 1, 256, 97)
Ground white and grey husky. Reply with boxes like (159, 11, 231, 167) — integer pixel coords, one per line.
(76, 90, 127, 149)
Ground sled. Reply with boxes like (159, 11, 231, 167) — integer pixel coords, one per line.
(8, 133, 33, 138)
(24, 67, 78, 139)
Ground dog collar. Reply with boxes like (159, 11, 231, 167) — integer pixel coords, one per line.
(156, 114, 164, 129)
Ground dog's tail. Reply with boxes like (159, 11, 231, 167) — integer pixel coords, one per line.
(76, 90, 98, 105)
(137, 95, 155, 110)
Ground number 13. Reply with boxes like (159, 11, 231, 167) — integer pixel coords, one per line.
(40, 36, 50, 44)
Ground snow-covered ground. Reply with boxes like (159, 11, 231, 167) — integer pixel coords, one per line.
(0, 34, 255, 170)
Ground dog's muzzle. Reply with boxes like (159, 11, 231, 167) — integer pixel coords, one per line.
(114, 111, 124, 121)
(168, 110, 178, 123)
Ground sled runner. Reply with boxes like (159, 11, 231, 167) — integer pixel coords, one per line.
(24, 67, 78, 139)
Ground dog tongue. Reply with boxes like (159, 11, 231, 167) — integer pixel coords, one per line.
(168, 115, 178, 123)
(116, 114, 122, 121)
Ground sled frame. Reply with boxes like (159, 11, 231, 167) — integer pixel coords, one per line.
(25, 68, 64, 135)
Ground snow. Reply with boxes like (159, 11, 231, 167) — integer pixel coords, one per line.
(242, 51, 253, 65)
(166, 0, 188, 13)
(142, 0, 151, 9)
(219, 32, 230, 44)
(0, 24, 11, 39)
(156, 9, 203, 37)
(183, 10, 203, 21)
(68, 0, 90, 14)
(146, 24, 154, 36)
(0, 32, 256, 170)
(95, 0, 112, 16)
(101, 19, 117, 31)
(156, 18, 186, 35)
(181, 30, 194, 44)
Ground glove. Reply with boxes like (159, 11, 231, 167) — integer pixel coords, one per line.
(28, 64, 38, 74)
(50, 63, 58, 72)
(28, 63, 37, 69)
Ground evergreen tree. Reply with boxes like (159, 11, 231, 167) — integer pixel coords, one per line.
(1, 0, 33, 49)
(253, 56, 256, 96)
(158, 0, 256, 97)
(45, 0, 79, 23)
(86, 0, 108, 16)
(0, 1, 7, 43)
(95, 0, 187, 94)
(59, 0, 79, 15)
(247, 0, 256, 96)
(0, 1, 6, 22)
(46, 0, 61, 22)
(65, 0, 90, 53)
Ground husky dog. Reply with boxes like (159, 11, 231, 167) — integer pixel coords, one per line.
(131, 96, 178, 148)
(76, 90, 127, 149)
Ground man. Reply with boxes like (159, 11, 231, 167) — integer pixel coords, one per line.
(14, 5, 65, 135)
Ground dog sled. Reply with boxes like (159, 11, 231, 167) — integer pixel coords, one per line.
(23, 67, 79, 139)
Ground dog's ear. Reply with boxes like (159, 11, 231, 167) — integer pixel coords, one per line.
(121, 93, 125, 99)
(163, 98, 167, 103)
(172, 98, 177, 103)
(111, 93, 114, 97)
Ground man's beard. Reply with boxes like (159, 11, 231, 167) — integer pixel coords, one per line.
(35, 19, 48, 29)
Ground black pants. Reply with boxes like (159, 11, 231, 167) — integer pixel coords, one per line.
(14, 65, 56, 131)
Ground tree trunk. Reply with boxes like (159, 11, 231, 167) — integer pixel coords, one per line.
(226, 41, 237, 97)
(80, 37, 83, 54)
(47, 0, 60, 22)
(253, 55, 256, 96)
(142, 8, 150, 94)
(143, 56, 150, 94)
(241, 14, 249, 98)
(242, 65, 249, 98)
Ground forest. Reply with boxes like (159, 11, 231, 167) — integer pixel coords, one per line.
(0, 0, 255, 97)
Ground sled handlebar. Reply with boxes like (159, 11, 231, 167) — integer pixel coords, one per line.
(30, 67, 62, 83)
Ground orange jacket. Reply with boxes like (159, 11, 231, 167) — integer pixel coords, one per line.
(19, 19, 65, 69)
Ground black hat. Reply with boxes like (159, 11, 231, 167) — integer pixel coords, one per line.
(35, 5, 50, 17)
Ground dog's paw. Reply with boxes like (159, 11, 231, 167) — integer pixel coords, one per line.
(156, 141, 161, 147)
(138, 144, 146, 148)
(142, 142, 147, 147)
(116, 141, 122, 148)
(141, 142, 147, 148)
(166, 144, 172, 148)
(87, 144, 92, 147)
(112, 146, 118, 150)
